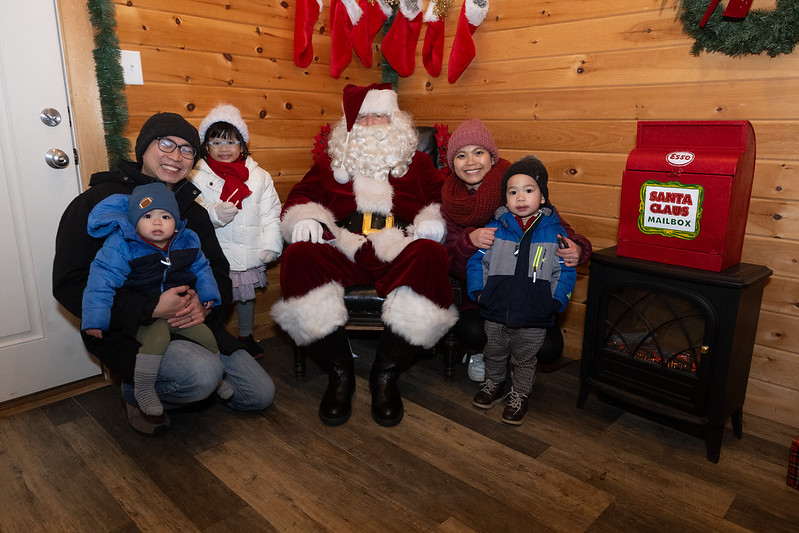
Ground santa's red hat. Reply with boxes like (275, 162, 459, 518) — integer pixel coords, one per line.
(341, 83, 398, 132)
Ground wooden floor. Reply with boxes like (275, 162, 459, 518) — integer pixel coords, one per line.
(1, 334, 798, 532)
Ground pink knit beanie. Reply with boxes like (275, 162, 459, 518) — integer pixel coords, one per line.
(447, 118, 499, 169)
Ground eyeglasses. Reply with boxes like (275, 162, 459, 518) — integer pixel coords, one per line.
(207, 138, 241, 148)
(156, 137, 196, 159)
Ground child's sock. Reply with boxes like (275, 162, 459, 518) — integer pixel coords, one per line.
(216, 379, 234, 400)
(133, 353, 164, 416)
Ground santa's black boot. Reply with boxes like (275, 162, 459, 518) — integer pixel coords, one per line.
(370, 328, 422, 427)
(308, 327, 355, 426)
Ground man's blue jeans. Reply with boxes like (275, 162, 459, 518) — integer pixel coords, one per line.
(122, 340, 274, 411)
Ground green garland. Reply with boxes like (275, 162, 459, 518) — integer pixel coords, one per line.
(679, 0, 799, 57)
(87, 0, 131, 165)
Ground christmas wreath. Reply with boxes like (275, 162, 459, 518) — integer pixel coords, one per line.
(678, 0, 799, 57)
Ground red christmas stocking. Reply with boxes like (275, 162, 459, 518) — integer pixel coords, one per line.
(381, 0, 423, 78)
(422, 1, 447, 77)
(294, 0, 323, 68)
(447, 0, 489, 84)
(352, 0, 392, 68)
(330, 0, 363, 78)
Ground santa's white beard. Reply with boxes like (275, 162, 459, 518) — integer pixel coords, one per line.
(328, 114, 417, 182)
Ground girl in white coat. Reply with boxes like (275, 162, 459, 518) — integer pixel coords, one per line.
(191, 104, 283, 358)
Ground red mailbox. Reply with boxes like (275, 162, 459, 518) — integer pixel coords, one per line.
(616, 120, 756, 272)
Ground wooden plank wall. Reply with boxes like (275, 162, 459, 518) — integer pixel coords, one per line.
(109, 0, 799, 426)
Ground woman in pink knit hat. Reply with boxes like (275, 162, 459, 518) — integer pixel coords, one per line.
(441, 118, 592, 380)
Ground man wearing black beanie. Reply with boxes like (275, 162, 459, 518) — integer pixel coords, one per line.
(53, 112, 275, 436)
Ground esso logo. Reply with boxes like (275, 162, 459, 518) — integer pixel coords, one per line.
(666, 151, 695, 167)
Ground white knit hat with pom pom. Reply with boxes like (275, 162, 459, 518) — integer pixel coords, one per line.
(198, 104, 249, 143)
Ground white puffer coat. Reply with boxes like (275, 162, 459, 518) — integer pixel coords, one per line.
(190, 156, 283, 271)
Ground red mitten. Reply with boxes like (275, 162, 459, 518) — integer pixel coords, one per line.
(330, 0, 363, 78)
(381, 0, 423, 78)
(422, 1, 447, 77)
(447, 0, 489, 84)
(294, 0, 323, 68)
(352, 0, 392, 68)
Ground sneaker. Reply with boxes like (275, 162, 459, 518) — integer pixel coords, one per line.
(239, 334, 265, 359)
(467, 353, 485, 382)
(472, 379, 505, 409)
(501, 389, 529, 426)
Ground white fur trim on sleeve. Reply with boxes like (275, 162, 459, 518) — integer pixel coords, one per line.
(280, 202, 338, 243)
(336, 230, 367, 261)
(281, 202, 367, 260)
(368, 227, 413, 263)
(408, 203, 445, 239)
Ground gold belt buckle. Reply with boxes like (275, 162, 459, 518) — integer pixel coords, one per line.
(361, 212, 394, 235)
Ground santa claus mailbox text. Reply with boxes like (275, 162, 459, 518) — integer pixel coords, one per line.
(616, 120, 756, 272)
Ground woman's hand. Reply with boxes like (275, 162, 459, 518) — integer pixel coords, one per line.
(555, 238, 582, 267)
(153, 286, 209, 328)
(469, 227, 498, 249)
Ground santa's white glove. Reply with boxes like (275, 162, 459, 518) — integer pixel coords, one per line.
(210, 202, 239, 225)
(259, 250, 279, 264)
(414, 219, 445, 242)
(291, 219, 324, 243)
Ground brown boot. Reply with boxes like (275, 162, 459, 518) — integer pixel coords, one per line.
(501, 388, 529, 425)
(472, 379, 505, 409)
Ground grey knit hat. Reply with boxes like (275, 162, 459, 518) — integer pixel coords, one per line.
(128, 182, 180, 226)
(502, 155, 549, 202)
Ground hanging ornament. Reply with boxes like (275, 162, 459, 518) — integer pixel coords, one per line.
(352, 0, 393, 68)
(447, 0, 488, 84)
(330, 0, 363, 78)
(381, 0, 424, 77)
(422, 0, 452, 77)
(294, 0, 323, 67)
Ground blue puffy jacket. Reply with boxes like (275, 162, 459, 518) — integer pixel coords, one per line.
(466, 206, 576, 328)
(81, 193, 221, 332)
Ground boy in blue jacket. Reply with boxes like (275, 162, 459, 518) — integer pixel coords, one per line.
(466, 156, 576, 425)
(82, 182, 232, 416)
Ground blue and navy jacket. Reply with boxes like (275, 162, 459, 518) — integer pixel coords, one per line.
(81, 193, 221, 332)
(466, 206, 576, 328)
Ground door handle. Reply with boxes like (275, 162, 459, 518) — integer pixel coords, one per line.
(45, 148, 70, 169)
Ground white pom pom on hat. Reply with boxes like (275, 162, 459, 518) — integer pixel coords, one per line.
(198, 103, 249, 143)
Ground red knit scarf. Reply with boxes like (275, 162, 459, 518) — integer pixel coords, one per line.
(441, 158, 511, 227)
(206, 156, 251, 208)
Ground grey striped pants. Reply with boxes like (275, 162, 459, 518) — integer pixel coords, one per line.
(483, 320, 546, 395)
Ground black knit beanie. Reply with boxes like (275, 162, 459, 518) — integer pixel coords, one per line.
(134, 112, 201, 165)
(502, 155, 549, 202)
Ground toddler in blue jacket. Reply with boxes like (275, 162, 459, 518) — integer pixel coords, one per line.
(466, 156, 576, 425)
(82, 183, 232, 416)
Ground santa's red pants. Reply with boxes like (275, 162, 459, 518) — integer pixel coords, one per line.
(280, 239, 454, 310)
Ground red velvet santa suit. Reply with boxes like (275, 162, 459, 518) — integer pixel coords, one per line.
(271, 149, 457, 349)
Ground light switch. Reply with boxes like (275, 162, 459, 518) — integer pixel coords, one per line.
(120, 50, 144, 85)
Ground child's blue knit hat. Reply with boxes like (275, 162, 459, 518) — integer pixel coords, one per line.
(128, 182, 180, 226)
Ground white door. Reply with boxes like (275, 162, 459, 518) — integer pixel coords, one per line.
(0, 0, 100, 402)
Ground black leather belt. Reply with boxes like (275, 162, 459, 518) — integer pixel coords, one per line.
(337, 212, 408, 235)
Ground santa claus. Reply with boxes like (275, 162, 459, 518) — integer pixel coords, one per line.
(271, 83, 458, 427)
